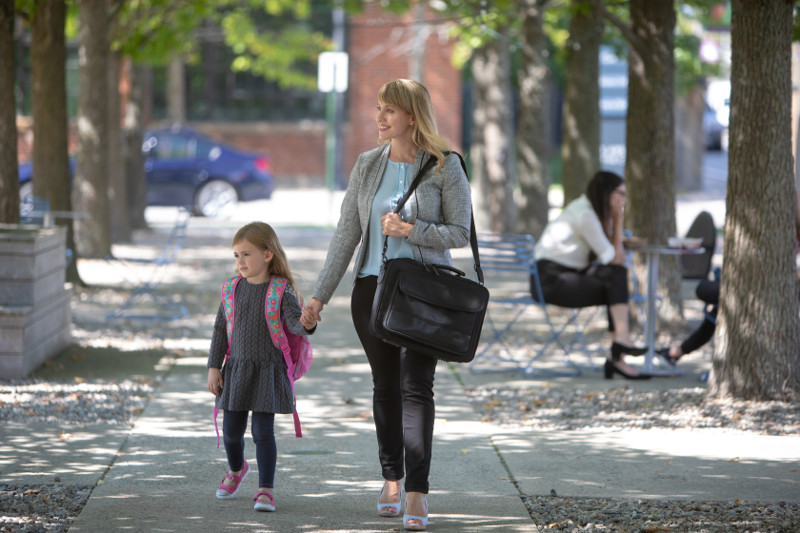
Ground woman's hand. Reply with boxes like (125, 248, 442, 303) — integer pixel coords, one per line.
(208, 367, 223, 397)
(610, 189, 626, 223)
(381, 212, 412, 238)
(303, 297, 324, 327)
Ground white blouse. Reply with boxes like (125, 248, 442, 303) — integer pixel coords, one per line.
(534, 195, 616, 270)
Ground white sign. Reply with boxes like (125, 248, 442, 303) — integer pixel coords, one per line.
(318, 52, 349, 93)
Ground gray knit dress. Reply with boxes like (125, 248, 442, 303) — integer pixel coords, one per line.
(207, 279, 310, 414)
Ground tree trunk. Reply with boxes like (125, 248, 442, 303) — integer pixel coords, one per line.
(674, 85, 704, 192)
(471, 32, 516, 233)
(561, 0, 601, 205)
(624, 0, 681, 322)
(108, 49, 131, 243)
(516, 0, 551, 240)
(708, 0, 800, 400)
(74, 0, 111, 258)
(31, 0, 83, 283)
(0, 0, 19, 224)
(125, 61, 148, 230)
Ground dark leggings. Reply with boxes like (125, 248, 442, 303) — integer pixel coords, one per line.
(351, 275, 437, 495)
(533, 260, 629, 331)
(222, 410, 276, 489)
(680, 278, 720, 355)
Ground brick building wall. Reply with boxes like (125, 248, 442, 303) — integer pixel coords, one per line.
(345, 3, 463, 173)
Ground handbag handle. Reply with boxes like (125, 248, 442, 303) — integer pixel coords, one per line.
(380, 151, 485, 285)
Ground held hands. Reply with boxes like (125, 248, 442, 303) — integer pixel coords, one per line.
(381, 212, 412, 238)
(207, 367, 223, 397)
(302, 298, 324, 329)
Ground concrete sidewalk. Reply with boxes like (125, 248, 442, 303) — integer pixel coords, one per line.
(63, 220, 533, 532)
(67, 355, 530, 532)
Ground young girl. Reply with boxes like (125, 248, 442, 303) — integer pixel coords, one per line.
(207, 222, 315, 512)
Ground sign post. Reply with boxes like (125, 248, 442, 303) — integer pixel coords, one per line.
(318, 52, 349, 191)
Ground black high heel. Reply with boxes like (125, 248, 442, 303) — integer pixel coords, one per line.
(604, 359, 652, 380)
(611, 341, 648, 360)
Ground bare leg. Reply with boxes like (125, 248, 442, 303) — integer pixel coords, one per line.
(405, 491, 428, 524)
(379, 479, 401, 504)
(609, 303, 634, 345)
(608, 302, 644, 375)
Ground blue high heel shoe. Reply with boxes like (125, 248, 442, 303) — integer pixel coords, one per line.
(403, 493, 428, 531)
(377, 482, 402, 517)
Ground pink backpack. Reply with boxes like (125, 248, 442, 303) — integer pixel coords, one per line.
(213, 275, 313, 445)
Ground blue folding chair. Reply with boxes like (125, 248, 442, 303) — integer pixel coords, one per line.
(106, 208, 191, 321)
(469, 233, 598, 377)
(20, 196, 74, 267)
(20, 196, 52, 226)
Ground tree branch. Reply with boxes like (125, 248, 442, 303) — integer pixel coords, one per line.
(601, 2, 645, 57)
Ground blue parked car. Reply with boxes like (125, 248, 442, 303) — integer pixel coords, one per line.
(18, 125, 275, 218)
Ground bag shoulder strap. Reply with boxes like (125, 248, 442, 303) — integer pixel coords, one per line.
(384, 151, 484, 284)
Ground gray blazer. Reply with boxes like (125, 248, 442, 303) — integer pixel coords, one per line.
(312, 144, 472, 303)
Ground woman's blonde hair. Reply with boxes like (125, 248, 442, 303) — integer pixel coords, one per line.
(232, 222, 301, 299)
(377, 79, 451, 172)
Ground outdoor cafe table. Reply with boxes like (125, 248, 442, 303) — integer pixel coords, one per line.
(633, 243, 704, 376)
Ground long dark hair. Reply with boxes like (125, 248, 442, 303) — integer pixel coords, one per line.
(585, 170, 624, 225)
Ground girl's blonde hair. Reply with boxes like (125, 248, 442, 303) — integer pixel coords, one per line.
(232, 222, 301, 298)
(377, 79, 451, 172)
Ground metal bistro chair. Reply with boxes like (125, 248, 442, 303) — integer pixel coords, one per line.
(106, 207, 191, 321)
(681, 211, 717, 281)
(469, 233, 597, 377)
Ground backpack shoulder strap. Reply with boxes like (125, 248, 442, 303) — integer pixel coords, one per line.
(214, 274, 241, 448)
(264, 276, 311, 438)
(221, 275, 242, 350)
(265, 276, 288, 350)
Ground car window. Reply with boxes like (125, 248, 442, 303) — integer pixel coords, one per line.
(195, 137, 217, 159)
(146, 133, 194, 160)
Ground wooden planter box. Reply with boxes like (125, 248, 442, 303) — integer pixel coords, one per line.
(0, 224, 72, 379)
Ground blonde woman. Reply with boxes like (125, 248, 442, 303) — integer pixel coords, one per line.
(303, 79, 471, 531)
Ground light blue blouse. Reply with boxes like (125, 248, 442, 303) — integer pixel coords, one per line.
(359, 159, 414, 277)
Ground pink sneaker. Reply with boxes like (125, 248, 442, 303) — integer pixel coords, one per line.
(253, 490, 275, 512)
(215, 460, 249, 499)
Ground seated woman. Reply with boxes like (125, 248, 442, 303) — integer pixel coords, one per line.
(533, 170, 649, 380)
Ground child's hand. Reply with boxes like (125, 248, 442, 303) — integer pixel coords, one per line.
(207, 367, 223, 397)
(300, 312, 317, 330)
(303, 298, 324, 325)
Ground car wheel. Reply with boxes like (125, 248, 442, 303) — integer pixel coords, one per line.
(193, 180, 239, 218)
